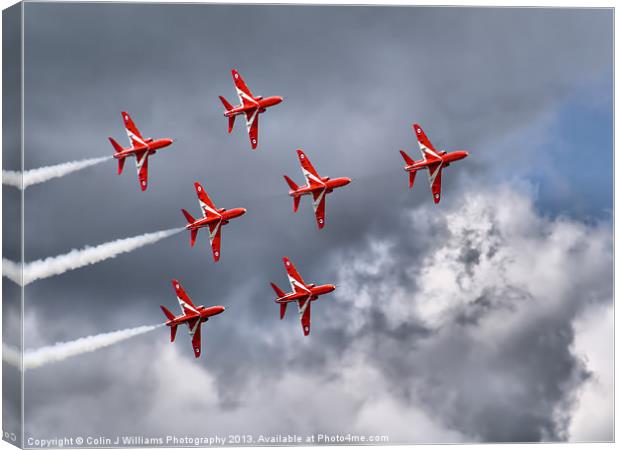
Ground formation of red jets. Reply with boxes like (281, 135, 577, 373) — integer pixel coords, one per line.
(109, 69, 469, 357)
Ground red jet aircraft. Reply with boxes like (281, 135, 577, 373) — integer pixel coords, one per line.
(218, 69, 283, 150)
(399, 123, 469, 204)
(284, 149, 352, 229)
(270, 257, 336, 336)
(160, 279, 226, 358)
(109, 112, 174, 191)
(181, 182, 246, 262)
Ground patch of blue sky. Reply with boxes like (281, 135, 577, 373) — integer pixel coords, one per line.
(477, 77, 612, 223)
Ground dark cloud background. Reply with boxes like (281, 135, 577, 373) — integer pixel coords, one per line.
(5, 3, 612, 444)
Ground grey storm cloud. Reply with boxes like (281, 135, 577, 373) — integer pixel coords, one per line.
(4, 2, 612, 445)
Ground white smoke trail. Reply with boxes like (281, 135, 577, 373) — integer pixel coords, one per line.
(2, 156, 111, 189)
(2, 228, 183, 286)
(3, 343, 21, 368)
(3, 324, 163, 370)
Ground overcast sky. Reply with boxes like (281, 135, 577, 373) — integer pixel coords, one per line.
(3, 3, 613, 445)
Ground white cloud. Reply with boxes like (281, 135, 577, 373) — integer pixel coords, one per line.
(331, 184, 612, 441)
(567, 302, 614, 442)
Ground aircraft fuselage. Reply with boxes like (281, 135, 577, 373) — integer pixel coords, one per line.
(288, 176, 352, 197)
(275, 283, 336, 303)
(185, 208, 247, 231)
(224, 96, 284, 117)
(405, 150, 469, 172)
(113, 138, 174, 159)
(165, 305, 226, 327)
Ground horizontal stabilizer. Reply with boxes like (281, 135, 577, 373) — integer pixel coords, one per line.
(170, 325, 178, 342)
(399, 150, 415, 166)
(409, 171, 417, 189)
(271, 282, 286, 298)
(160, 305, 175, 321)
(280, 303, 288, 320)
(181, 209, 195, 224)
(218, 95, 233, 111)
(117, 158, 126, 175)
(284, 175, 299, 191)
(190, 229, 198, 247)
(109, 137, 124, 153)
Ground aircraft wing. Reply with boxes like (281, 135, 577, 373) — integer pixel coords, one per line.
(245, 108, 259, 149)
(428, 163, 443, 204)
(298, 299, 311, 336)
(135, 150, 149, 191)
(208, 220, 222, 262)
(297, 150, 324, 188)
(282, 257, 310, 294)
(188, 318, 202, 358)
(172, 279, 200, 316)
(232, 69, 258, 107)
(122, 112, 147, 148)
(311, 188, 327, 229)
(413, 123, 441, 162)
(194, 182, 220, 219)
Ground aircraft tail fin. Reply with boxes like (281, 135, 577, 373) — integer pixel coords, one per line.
(284, 175, 299, 191)
(218, 96, 236, 133)
(399, 150, 415, 166)
(283, 176, 301, 212)
(271, 282, 286, 298)
(181, 210, 198, 246)
(219, 95, 233, 111)
(160, 305, 175, 321)
(409, 171, 417, 189)
(181, 209, 195, 224)
(271, 283, 288, 318)
(109, 137, 123, 153)
(109, 138, 126, 174)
